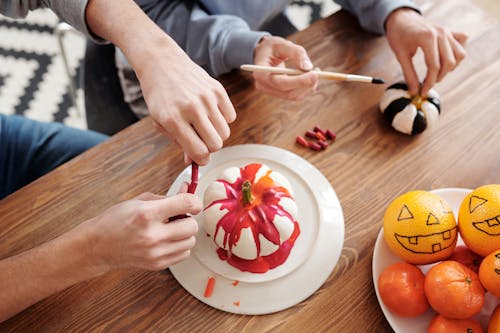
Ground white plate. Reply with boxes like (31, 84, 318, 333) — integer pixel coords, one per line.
(373, 188, 499, 332)
(167, 144, 344, 315)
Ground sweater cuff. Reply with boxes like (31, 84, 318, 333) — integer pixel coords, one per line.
(217, 30, 270, 76)
(49, 0, 106, 43)
(372, 0, 421, 35)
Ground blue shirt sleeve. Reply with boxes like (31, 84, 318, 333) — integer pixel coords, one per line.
(334, 0, 421, 34)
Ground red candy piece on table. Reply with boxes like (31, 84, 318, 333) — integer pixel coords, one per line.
(315, 131, 327, 141)
(305, 130, 317, 139)
(326, 129, 336, 141)
(309, 142, 322, 151)
(313, 125, 326, 137)
(296, 136, 309, 148)
(318, 140, 328, 149)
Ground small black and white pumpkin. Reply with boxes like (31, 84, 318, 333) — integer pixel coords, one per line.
(379, 82, 441, 135)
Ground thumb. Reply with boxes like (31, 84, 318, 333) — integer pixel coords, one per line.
(148, 193, 202, 220)
(184, 152, 192, 165)
(177, 182, 189, 194)
(273, 40, 313, 71)
(452, 31, 468, 46)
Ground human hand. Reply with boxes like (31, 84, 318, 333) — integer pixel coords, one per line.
(253, 36, 318, 100)
(85, 1, 236, 166)
(135, 43, 236, 166)
(80, 189, 202, 272)
(385, 8, 467, 97)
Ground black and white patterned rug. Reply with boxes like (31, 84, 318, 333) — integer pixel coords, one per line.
(0, 1, 337, 130)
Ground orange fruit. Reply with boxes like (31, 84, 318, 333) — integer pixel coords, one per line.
(383, 191, 458, 264)
(425, 261, 485, 319)
(378, 262, 429, 317)
(449, 245, 483, 273)
(428, 314, 484, 333)
(488, 304, 500, 333)
(479, 249, 500, 297)
(458, 184, 500, 256)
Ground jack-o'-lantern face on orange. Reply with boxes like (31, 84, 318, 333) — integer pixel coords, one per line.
(383, 191, 457, 265)
(459, 185, 500, 256)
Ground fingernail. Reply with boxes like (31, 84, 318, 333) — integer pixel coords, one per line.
(301, 59, 313, 71)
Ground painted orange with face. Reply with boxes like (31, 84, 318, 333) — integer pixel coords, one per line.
(458, 184, 500, 256)
(383, 191, 457, 264)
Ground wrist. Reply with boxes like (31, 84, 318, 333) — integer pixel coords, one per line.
(385, 7, 420, 32)
(64, 219, 112, 278)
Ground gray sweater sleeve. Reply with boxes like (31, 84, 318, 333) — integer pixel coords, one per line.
(187, 4, 269, 76)
(140, 1, 270, 77)
(335, 0, 420, 35)
(0, 0, 103, 42)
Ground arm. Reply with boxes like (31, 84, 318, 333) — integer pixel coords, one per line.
(336, 0, 467, 97)
(152, 3, 317, 100)
(84, 0, 236, 165)
(334, 0, 420, 35)
(0, 191, 201, 323)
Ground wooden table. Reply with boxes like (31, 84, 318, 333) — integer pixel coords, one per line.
(1, 0, 499, 331)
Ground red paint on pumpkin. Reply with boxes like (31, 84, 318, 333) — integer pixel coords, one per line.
(206, 164, 300, 273)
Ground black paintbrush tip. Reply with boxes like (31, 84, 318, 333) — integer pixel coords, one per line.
(372, 78, 385, 84)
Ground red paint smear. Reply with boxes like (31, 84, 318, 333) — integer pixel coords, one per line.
(233, 301, 240, 306)
(232, 280, 239, 286)
(204, 277, 215, 298)
(206, 163, 301, 273)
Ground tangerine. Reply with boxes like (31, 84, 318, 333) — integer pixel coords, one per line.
(449, 245, 483, 273)
(378, 262, 429, 317)
(383, 191, 457, 264)
(488, 304, 500, 333)
(428, 314, 484, 333)
(458, 184, 500, 256)
(424, 261, 484, 319)
(479, 249, 500, 298)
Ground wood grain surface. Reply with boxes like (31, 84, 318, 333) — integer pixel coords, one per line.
(1, 0, 500, 331)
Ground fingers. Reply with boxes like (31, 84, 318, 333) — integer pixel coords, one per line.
(177, 182, 189, 194)
(214, 82, 237, 124)
(169, 119, 210, 166)
(135, 192, 166, 201)
(146, 249, 192, 271)
(162, 218, 199, 241)
(421, 28, 467, 96)
(190, 108, 223, 154)
(146, 193, 202, 221)
(268, 71, 318, 91)
(252, 35, 317, 100)
(452, 31, 468, 46)
(436, 29, 456, 83)
(396, 52, 420, 96)
(449, 33, 467, 67)
(420, 34, 440, 97)
(254, 71, 318, 100)
(183, 152, 192, 165)
(271, 38, 313, 71)
(153, 117, 210, 165)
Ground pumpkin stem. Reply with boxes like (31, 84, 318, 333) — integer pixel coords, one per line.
(242, 180, 253, 205)
(411, 95, 424, 109)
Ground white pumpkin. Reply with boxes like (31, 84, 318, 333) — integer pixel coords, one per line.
(380, 82, 441, 135)
(203, 163, 300, 273)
